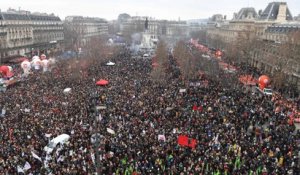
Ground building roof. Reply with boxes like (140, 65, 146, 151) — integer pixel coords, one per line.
(29, 14, 61, 21)
(235, 7, 258, 20)
(1, 12, 31, 20)
(65, 16, 107, 23)
(0, 10, 61, 21)
(259, 2, 293, 21)
(210, 14, 224, 22)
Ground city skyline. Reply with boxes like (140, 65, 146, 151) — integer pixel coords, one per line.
(0, 0, 300, 21)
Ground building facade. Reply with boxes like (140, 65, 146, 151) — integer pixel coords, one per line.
(205, 2, 300, 90)
(0, 9, 64, 62)
(250, 24, 300, 89)
(206, 8, 258, 47)
(64, 16, 108, 49)
(30, 13, 64, 56)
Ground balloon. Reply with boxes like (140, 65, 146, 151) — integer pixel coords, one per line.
(7, 66, 13, 72)
(40, 54, 46, 60)
(258, 75, 270, 89)
(21, 60, 32, 70)
(48, 58, 56, 71)
(31, 58, 41, 70)
(0, 65, 13, 78)
(0, 66, 9, 75)
(41, 59, 49, 72)
(32, 55, 40, 60)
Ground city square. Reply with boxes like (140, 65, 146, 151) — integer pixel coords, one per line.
(0, 0, 300, 174)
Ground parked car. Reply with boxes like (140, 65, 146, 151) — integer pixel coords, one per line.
(256, 87, 273, 96)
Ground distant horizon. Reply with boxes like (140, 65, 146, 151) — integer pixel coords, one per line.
(0, 0, 299, 21)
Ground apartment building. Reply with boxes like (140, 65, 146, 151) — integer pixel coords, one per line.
(0, 9, 64, 62)
(64, 16, 108, 49)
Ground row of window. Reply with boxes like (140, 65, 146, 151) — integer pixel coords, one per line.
(264, 33, 288, 42)
(7, 39, 33, 48)
(34, 35, 63, 43)
(0, 20, 62, 25)
(34, 26, 63, 30)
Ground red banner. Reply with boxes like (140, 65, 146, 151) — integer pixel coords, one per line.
(178, 135, 197, 149)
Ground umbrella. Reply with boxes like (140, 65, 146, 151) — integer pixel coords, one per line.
(63, 88, 72, 94)
(96, 79, 109, 86)
(106, 61, 115, 66)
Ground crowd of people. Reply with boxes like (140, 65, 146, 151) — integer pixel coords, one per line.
(0, 45, 299, 175)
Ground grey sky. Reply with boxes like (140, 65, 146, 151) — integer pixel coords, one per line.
(1, 0, 299, 20)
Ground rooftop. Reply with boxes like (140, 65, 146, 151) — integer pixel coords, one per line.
(234, 7, 258, 20)
(1, 13, 31, 21)
(0, 9, 61, 21)
(259, 2, 293, 21)
(65, 16, 107, 23)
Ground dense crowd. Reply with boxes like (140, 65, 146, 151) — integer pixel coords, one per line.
(0, 46, 299, 175)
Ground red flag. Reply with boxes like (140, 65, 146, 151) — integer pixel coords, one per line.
(188, 138, 197, 149)
(192, 105, 198, 111)
(178, 135, 197, 149)
(197, 106, 203, 112)
(178, 135, 189, 146)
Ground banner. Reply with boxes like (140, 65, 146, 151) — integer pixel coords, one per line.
(158, 134, 166, 142)
(178, 135, 197, 149)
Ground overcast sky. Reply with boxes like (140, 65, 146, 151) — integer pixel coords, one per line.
(1, 0, 299, 20)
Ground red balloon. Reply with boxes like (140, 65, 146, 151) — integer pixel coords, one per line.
(258, 75, 270, 89)
(0, 66, 9, 76)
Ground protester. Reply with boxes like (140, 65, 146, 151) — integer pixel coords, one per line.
(0, 46, 299, 175)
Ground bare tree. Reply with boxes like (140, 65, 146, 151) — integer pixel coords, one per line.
(84, 36, 113, 61)
(151, 40, 168, 83)
(272, 30, 300, 89)
(173, 40, 197, 83)
(64, 21, 85, 50)
(190, 30, 207, 44)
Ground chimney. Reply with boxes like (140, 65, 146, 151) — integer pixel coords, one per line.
(277, 2, 287, 22)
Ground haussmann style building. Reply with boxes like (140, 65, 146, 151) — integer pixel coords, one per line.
(0, 8, 64, 62)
